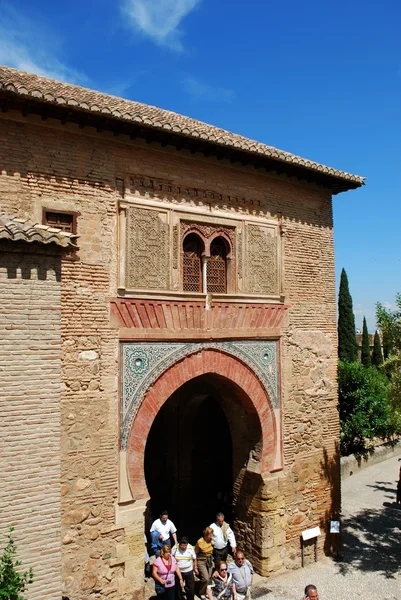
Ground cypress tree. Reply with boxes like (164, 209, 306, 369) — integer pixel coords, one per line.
(338, 268, 358, 362)
(361, 316, 371, 367)
(382, 329, 391, 359)
(371, 330, 384, 367)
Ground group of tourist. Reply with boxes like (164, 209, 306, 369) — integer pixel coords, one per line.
(147, 509, 322, 600)
(148, 510, 253, 600)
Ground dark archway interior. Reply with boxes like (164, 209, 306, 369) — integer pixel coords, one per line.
(144, 373, 262, 543)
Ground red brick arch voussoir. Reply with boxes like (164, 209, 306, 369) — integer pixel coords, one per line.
(126, 349, 277, 500)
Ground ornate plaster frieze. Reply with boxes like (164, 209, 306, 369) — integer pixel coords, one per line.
(120, 340, 279, 449)
(128, 174, 265, 215)
(180, 220, 236, 253)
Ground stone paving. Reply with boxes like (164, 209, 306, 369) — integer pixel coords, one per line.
(253, 454, 401, 600)
(146, 454, 401, 600)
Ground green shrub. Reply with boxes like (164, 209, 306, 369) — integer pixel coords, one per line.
(0, 528, 33, 600)
(338, 361, 392, 455)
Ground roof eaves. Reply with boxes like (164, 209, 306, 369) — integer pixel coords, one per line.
(0, 213, 79, 248)
(0, 65, 366, 191)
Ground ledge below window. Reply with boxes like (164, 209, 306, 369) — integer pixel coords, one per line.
(117, 288, 285, 305)
(110, 296, 290, 340)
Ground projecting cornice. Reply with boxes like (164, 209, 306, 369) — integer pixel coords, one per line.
(111, 298, 289, 340)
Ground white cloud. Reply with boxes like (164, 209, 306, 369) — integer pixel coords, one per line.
(184, 77, 235, 103)
(0, 4, 86, 83)
(103, 79, 135, 98)
(122, 0, 200, 49)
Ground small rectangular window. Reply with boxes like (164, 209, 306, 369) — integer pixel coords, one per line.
(43, 209, 77, 234)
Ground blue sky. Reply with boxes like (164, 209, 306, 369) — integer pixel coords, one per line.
(1, 0, 400, 330)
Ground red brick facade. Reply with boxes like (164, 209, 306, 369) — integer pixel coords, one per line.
(0, 242, 64, 600)
(0, 72, 358, 599)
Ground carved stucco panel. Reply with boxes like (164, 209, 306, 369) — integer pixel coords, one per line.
(172, 222, 179, 289)
(237, 227, 243, 289)
(126, 206, 170, 290)
(246, 224, 279, 295)
(172, 224, 179, 270)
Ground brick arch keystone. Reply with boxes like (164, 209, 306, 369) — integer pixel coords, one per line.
(126, 349, 277, 500)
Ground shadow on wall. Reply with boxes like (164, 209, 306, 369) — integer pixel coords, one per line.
(231, 469, 264, 571)
(0, 244, 61, 281)
(319, 444, 341, 558)
(0, 117, 334, 232)
(235, 469, 263, 518)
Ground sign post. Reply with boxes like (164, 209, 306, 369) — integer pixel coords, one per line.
(301, 526, 321, 567)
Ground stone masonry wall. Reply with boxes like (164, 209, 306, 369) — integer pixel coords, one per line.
(0, 113, 340, 595)
(0, 243, 63, 600)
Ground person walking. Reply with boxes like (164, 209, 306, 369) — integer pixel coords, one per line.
(303, 584, 319, 600)
(152, 544, 185, 600)
(227, 551, 253, 600)
(210, 512, 236, 565)
(206, 561, 237, 600)
(195, 527, 214, 600)
(144, 533, 151, 577)
(172, 536, 198, 600)
(151, 528, 164, 558)
(150, 509, 178, 549)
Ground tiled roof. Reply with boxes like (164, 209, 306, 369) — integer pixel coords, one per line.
(0, 213, 78, 248)
(0, 65, 365, 189)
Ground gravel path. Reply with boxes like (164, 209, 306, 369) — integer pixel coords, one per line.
(253, 454, 401, 600)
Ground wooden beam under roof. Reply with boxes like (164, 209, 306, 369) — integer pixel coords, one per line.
(0, 90, 362, 194)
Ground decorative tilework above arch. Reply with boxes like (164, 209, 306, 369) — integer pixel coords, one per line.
(120, 340, 279, 449)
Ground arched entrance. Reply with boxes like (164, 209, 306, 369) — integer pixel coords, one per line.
(144, 375, 235, 538)
(126, 349, 278, 545)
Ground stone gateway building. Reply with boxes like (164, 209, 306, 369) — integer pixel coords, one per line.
(0, 65, 364, 600)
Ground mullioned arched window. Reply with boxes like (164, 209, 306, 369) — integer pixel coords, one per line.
(183, 233, 202, 292)
(207, 237, 227, 294)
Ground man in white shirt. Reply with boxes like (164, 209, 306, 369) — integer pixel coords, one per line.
(150, 509, 178, 553)
(172, 536, 198, 600)
(209, 512, 236, 565)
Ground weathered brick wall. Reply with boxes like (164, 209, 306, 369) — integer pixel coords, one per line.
(0, 243, 63, 600)
(0, 113, 341, 593)
(278, 196, 340, 568)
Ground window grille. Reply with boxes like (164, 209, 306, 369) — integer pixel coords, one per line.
(207, 238, 227, 294)
(183, 235, 202, 292)
(43, 210, 76, 233)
